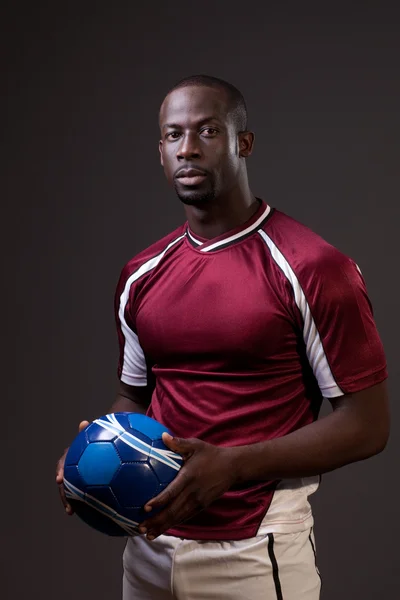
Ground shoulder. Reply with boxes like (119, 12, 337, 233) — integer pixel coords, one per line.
(263, 208, 359, 282)
(119, 224, 186, 278)
(116, 224, 186, 292)
(261, 209, 365, 307)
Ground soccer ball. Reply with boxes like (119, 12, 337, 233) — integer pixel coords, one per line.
(63, 412, 183, 536)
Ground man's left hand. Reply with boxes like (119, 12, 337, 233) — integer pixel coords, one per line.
(138, 433, 239, 540)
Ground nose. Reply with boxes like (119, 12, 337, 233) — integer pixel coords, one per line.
(176, 132, 202, 161)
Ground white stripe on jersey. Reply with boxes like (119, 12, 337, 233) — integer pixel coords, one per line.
(199, 204, 271, 252)
(258, 229, 343, 398)
(187, 229, 203, 246)
(118, 235, 185, 386)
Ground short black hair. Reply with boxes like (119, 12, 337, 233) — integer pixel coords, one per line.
(165, 74, 248, 132)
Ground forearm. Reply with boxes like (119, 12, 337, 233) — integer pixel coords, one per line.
(233, 394, 388, 483)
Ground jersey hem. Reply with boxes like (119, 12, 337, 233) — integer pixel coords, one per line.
(165, 513, 315, 541)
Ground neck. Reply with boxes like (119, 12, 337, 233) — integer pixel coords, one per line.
(184, 186, 259, 240)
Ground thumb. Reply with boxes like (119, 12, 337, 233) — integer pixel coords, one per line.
(161, 432, 196, 457)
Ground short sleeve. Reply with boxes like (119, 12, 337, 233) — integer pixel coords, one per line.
(114, 265, 148, 387)
(297, 252, 388, 397)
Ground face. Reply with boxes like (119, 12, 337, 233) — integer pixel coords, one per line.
(159, 85, 253, 206)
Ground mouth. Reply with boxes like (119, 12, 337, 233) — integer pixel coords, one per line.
(175, 168, 208, 187)
(177, 175, 207, 186)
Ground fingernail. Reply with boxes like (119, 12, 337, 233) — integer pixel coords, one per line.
(138, 527, 147, 534)
(144, 505, 152, 512)
(147, 534, 155, 541)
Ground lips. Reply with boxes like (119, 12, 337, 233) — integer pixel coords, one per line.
(176, 168, 208, 186)
(178, 175, 207, 186)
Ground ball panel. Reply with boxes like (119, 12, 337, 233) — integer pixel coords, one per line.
(150, 439, 170, 450)
(127, 413, 173, 441)
(149, 456, 181, 485)
(111, 412, 132, 431)
(86, 422, 118, 443)
(64, 465, 86, 491)
(114, 436, 150, 463)
(123, 427, 152, 445)
(148, 441, 183, 484)
(150, 439, 184, 461)
(111, 463, 160, 507)
(78, 442, 121, 485)
(85, 486, 120, 513)
(121, 506, 147, 525)
(71, 499, 127, 537)
(64, 431, 89, 466)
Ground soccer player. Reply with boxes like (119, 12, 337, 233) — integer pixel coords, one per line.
(56, 75, 390, 599)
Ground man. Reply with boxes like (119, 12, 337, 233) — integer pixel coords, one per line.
(56, 74, 389, 599)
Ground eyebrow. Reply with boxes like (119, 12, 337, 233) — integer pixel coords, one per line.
(162, 116, 221, 129)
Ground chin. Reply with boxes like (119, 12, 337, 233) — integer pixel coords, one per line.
(175, 187, 216, 207)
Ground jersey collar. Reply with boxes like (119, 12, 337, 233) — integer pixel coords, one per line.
(185, 199, 272, 253)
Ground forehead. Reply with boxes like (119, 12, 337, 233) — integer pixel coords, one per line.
(159, 85, 230, 127)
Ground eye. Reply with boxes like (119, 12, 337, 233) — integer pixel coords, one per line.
(166, 131, 181, 140)
(201, 128, 218, 136)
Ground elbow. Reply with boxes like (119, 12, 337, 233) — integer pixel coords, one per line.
(372, 426, 390, 455)
(361, 420, 390, 459)
(366, 388, 391, 457)
(372, 408, 391, 455)
(335, 381, 391, 462)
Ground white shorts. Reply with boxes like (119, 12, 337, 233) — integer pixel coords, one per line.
(122, 527, 321, 599)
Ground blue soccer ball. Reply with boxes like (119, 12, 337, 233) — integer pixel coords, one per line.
(63, 412, 183, 536)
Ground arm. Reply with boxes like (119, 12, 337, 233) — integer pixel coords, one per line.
(57, 257, 153, 512)
(138, 381, 389, 539)
(109, 380, 152, 415)
(55, 380, 153, 514)
(234, 380, 390, 482)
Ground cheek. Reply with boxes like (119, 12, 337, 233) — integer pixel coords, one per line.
(217, 135, 239, 177)
(162, 154, 174, 180)
(220, 151, 240, 180)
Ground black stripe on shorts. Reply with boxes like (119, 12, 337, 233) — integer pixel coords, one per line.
(267, 533, 283, 600)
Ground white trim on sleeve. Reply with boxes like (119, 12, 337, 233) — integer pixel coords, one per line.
(118, 235, 185, 386)
(258, 230, 343, 398)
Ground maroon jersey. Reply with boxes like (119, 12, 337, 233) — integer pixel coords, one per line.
(115, 199, 387, 540)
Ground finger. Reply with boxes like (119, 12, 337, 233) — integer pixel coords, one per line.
(56, 462, 71, 512)
(57, 481, 73, 514)
(140, 493, 197, 539)
(78, 420, 90, 432)
(55, 449, 73, 514)
(161, 432, 197, 457)
(143, 470, 190, 512)
(55, 453, 66, 482)
(55, 463, 63, 483)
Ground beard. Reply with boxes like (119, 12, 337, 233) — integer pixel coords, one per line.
(173, 178, 217, 206)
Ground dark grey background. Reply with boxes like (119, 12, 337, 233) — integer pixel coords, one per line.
(2, 2, 399, 599)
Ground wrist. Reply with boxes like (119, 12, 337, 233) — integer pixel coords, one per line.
(228, 444, 256, 484)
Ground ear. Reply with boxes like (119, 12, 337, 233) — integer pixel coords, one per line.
(159, 140, 164, 166)
(238, 131, 255, 158)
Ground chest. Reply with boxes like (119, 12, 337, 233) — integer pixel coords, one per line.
(134, 248, 298, 367)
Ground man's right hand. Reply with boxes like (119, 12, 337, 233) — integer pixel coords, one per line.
(55, 420, 90, 515)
